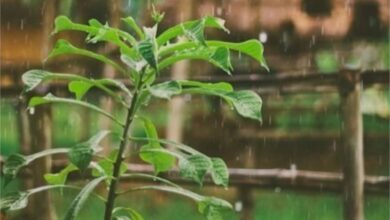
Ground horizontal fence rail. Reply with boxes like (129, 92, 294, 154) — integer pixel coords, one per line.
(1, 70, 388, 96)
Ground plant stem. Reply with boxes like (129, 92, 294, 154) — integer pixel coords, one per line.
(103, 78, 142, 220)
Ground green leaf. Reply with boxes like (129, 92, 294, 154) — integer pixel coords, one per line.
(91, 158, 127, 177)
(68, 145, 93, 172)
(138, 26, 158, 71)
(137, 117, 175, 173)
(3, 154, 27, 179)
(223, 91, 262, 121)
(3, 149, 69, 185)
(0, 191, 29, 211)
(28, 94, 124, 126)
(159, 46, 232, 74)
(48, 40, 125, 73)
(53, 15, 75, 33)
(95, 78, 132, 98)
(54, 16, 135, 51)
(159, 39, 268, 71)
(68, 81, 94, 100)
(120, 54, 146, 72)
(22, 69, 51, 92)
(112, 207, 144, 220)
(64, 176, 106, 220)
(22, 70, 131, 102)
(157, 16, 229, 46)
(68, 130, 110, 171)
(183, 19, 206, 46)
(44, 164, 78, 185)
(210, 158, 229, 188)
(178, 155, 212, 185)
(122, 17, 144, 39)
(140, 146, 176, 174)
(210, 47, 232, 74)
(138, 116, 160, 148)
(198, 197, 232, 220)
(177, 81, 262, 121)
(179, 80, 233, 92)
(149, 81, 182, 99)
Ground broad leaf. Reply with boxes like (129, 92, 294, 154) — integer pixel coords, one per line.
(198, 197, 232, 220)
(112, 207, 144, 220)
(223, 91, 262, 121)
(22, 70, 131, 101)
(48, 40, 125, 73)
(68, 81, 94, 100)
(64, 176, 106, 220)
(28, 93, 123, 126)
(120, 54, 146, 73)
(68, 145, 93, 172)
(122, 17, 144, 39)
(149, 81, 181, 99)
(95, 78, 132, 98)
(210, 158, 229, 188)
(138, 26, 158, 71)
(139, 146, 176, 174)
(157, 16, 229, 46)
(183, 19, 206, 46)
(159, 40, 268, 71)
(137, 116, 175, 173)
(0, 191, 29, 211)
(91, 159, 127, 177)
(210, 47, 232, 74)
(44, 164, 78, 185)
(22, 70, 51, 92)
(178, 155, 212, 185)
(138, 38, 157, 70)
(68, 130, 110, 171)
(2, 154, 27, 179)
(178, 81, 262, 121)
(54, 16, 134, 52)
(179, 80, 233, 92)
(159, 46, 232, 74)
(3, 148, 69, 183)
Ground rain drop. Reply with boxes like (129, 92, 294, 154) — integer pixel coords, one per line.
(29, 107, 35, 115)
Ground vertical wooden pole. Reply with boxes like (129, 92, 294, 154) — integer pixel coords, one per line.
(239, 145, 255, 220)
(239, 187, 254, 220)
(99, 0, 122, 154)
(166, 0, 193, 143)
(339, 70, 364, 220)
(28, 104, 55, 220)
(24, 1, 57, 219)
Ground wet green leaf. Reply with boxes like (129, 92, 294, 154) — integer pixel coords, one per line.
(223, 90, 262, 121)
(179, 155, 212, 185)
(149, 81, 182, 99)
(0, 191, 29, 211)
(159, 46, 232, 74)
(112, 207, 144, 220)
(3, 154, 27, 179)
(210, 158, 229, 188)
(68, 130, 110, 171)
(198, 197, 232, 220)
(157, 16, 229, 46)
(28, 94, 123, 126)
(44, 164, 78, 185)
(64, 176, 106, 220)
(48, 40, 125, 73)
(68, 81, 94, 100)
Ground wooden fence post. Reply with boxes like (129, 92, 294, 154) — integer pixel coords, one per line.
(339, 70, 364, 220)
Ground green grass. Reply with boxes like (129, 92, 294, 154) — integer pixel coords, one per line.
(46, 188, 389, 220)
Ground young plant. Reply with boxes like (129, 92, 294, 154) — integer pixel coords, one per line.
(1, 12, 267, 220)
